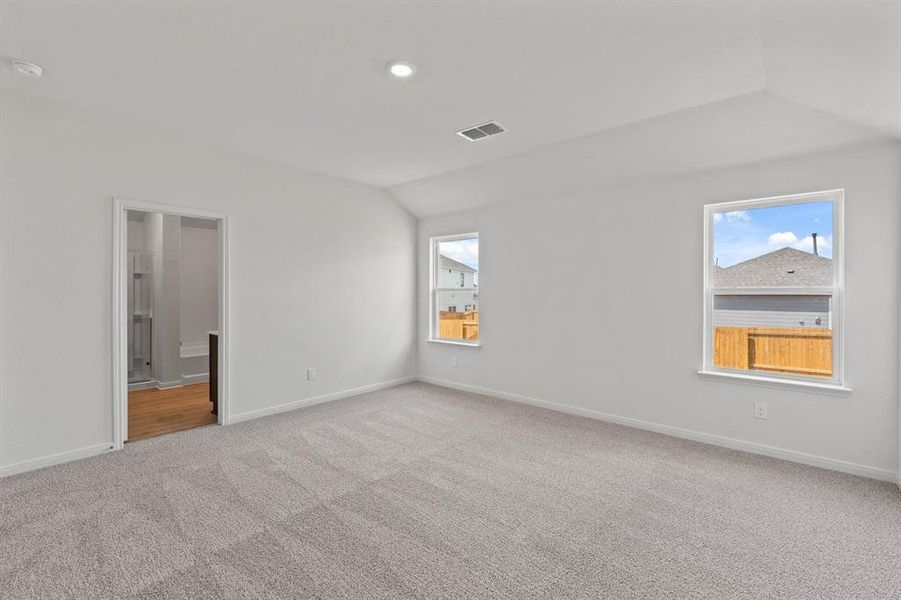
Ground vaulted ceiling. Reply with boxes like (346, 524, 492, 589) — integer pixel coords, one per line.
(2, 1, 899, 216)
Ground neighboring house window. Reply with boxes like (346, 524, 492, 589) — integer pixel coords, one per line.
(703, 190, 843, 385)
(431, 233, 479, 344)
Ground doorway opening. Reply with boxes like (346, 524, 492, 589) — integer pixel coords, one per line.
(113, 199, 229, 447)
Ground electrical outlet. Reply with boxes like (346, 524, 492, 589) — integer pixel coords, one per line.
(754, 402, 768, 420)
(451, 357, 458, 368)
(307, 367, 317, 381)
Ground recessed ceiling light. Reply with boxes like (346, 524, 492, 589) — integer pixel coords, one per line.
(387, 61, 415, 79)
(12, 59, 42, 79)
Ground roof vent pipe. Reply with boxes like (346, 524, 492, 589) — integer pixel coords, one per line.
(811, 232, 818, 255)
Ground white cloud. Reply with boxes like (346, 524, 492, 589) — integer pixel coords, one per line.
(714, 210, 751, 225)
(725, 210, 750, 223)
(795, 234, 832, 255)
(767, 231, 832, 257)
(768, 231, 799, 246)
(713, 210, 751, 224)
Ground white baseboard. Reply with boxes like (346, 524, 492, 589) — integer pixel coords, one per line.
(130, 376, 209, 390)
(6, 377, 894, 487)
(156, 379, 185, 389)
(229, 376, 418, 424)
(418, 376, 898, 484)
(128, 379, 158, 391)
(0, 443, 113, 478)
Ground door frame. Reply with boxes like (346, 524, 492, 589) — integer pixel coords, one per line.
(111, 197, 231, 448)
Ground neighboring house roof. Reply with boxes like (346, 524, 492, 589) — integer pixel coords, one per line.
(713, 247, 832, 287)
(439, 254, 477, 273)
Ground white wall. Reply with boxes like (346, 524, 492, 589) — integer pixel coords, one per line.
(1, 87, 897, 484)
(418, 140, 901, 480)
(179, 218, 218, 349)
(126, 215, 144, 251)
(0, 91, 416, 470)
(145, 213, 183, 386)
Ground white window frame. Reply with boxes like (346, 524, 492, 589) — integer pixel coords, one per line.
(429, 232, 480, 347)
(700, 189, 849, 391)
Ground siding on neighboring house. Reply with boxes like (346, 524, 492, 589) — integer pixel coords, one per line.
(437, 254, 478, 312)
(436, 290, 478, 312)
(713, 295, 831, 328)
(712, 248, 833, 329)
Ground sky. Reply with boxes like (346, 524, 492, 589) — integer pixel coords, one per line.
(439, 237, 479, 284)
(713, 201, 833, 268)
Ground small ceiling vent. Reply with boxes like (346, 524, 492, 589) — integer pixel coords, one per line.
(457, 121, 506, 142)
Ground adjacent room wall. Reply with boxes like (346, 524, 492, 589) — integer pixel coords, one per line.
(126, 213, 145, 251)
(179, 217, 218, 352)
(0, 91, 417, 472)
(418, 140, 901, 481)
(178, 216, 218, 380)
(146, 212, 183, 387)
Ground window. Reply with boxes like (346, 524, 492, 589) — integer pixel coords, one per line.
(431, 233, 479, 345)
(703, 190, 843, 386)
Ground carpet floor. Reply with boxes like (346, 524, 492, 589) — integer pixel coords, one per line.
(1, 382, 899, 599)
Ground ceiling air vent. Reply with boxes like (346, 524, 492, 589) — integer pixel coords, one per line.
(457, 121, 506, 142)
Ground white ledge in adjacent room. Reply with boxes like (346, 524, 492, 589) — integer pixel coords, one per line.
(427, 339, 481, 348)
(697, 370, 852, 395)
(180, 341, 210, 358)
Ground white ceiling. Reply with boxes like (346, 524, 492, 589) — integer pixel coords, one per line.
(391, 90, 887, 217)
(1, 1, 899, 216)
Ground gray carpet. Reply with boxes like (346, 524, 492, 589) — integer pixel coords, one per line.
(1, 382, 899, 599)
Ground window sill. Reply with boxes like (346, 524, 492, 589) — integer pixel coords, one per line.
(427, 339, 481, 348)
(697, 370, 852, 395)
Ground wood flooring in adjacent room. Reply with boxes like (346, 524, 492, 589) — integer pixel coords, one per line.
(128, 382, 217, 441)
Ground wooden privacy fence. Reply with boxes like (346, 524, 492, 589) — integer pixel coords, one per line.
(714, 327, 832, 378)
(439, 311, 479, 340)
